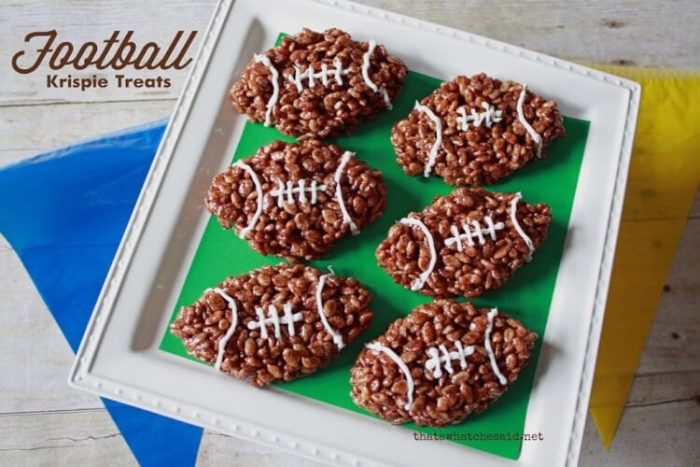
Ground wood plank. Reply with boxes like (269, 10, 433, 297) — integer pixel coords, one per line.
(354, 0, 700, 69)
(580, 400, 699, 466)
(637, 218, 700, 375)
(0, 399, 695, 467)
(0, 100, 174, 152)
(690, 189, 700, 219)
(0, 409, 135, 467)
(0, 233, 10, 251)
(0, 150, 47, 169)
(626, 371, 700, 408)
(0, 249, 103, 414)
(196, 430, 322, 467)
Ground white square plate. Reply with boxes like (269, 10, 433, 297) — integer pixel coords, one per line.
(69, 0, 640, 465)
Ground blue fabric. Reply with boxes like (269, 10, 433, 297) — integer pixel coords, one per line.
(0, 121, 203, 466)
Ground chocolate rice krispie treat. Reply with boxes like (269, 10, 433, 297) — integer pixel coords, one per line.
(206, 139, 386, 260)
(392, 73, 565, 186)
(351, 300, 537, 426)
(171, 263, 373, 387)
(230, 28, 407, 139)
(376, 188, 550, 298)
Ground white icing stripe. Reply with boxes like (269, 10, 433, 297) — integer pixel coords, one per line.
(423, 310, 510, 385)
(361, 40, 392, 109)
(399, 217, 436, 291)
(234, 161, 263, 239)
(509, 192, 535, 259)
(316, 273, 345, 350)
(246, 304, 304, 339)
(413, 102, 443, 178)
(361, 40, 380, 92)
(439, 345, 452, 374)
(283, 303, 296, 336)
(425, 341, 475, 378)
(457, 102, 503, 131)
(311, 180, 318, 204)
(254, 307, 268, 339)
(485, 308, 508, 385)
(366, 342, 414, 411)
(516, 85, 543, 158)
(380, 89, 392, 109)
(334, 151, 359, 235)
(271, 179, 327, 207)
(444, 216, 505, 251)
(253, 54, 279, 127)
(209, 287, 238, 371)
(270, 307, 281, 338)
(483, 216, 500, 240)
(285, 58, 349, 91)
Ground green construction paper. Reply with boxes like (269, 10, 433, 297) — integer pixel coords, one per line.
(159, 68, 589, 459)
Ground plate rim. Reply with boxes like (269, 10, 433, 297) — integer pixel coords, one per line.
(68, 0, 641, 466)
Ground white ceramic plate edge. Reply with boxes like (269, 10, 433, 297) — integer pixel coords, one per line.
(67, 1, 641, 466)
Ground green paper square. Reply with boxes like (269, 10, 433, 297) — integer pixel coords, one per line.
(159, 68, 589, 459)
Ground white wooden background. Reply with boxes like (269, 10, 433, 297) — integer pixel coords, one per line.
(0, 1, 698, 466)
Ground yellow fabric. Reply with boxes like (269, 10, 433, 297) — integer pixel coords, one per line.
(587, 65, 700, 448)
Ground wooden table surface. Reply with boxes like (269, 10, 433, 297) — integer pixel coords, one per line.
(0, 1, 698, 465)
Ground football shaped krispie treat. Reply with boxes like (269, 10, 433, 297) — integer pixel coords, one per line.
(391, 73, 565, 186)
(350, 300, 537, 426)
(170, 263, 373, 387)
(230, 28, 407, 138)
(376, 188, 550, 298)
(206, 139, 386, 260)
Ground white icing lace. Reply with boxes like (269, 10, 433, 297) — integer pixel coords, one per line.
(209, 287, 238, 371)
(413, 101, 443, 178)
(246, 303, 303, 339)
(315, 272, 345, 350)
(270, 179, 328, 207)
(399, 216, 436, 291)
(334, 151, 359, 235)
(456, 102, 503, 131)
(252, 38, 392, 127)
(285, 58, 349, 91)
(423, 309, 507, 385)
(361, 40, 392, 109)
(253, 54, 279, 127)
(424, 341, 475, 378)
(485, 308, 507, 385)
(233, 161, 263, 239)
(444, 216, 505, 251)
(366, 342, 414, 410)
(509, 192, 535, 259)
(516, 84, 543, 158)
